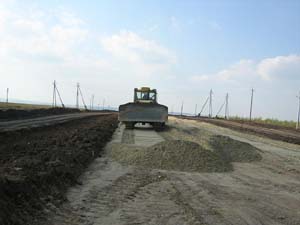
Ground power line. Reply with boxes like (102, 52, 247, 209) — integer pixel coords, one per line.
(216, 93, 229, 119)
(6, 88, 9, 103)
(249, 88, 254, 121)
(52, 80, 64, 108)
(209, 89, 213, 118)
(199, 96, 209, 117)
(77, 83, 88, 110)
(55, 84, 65, 108)
(216, 99, 225, 117)
(180, 101, 184, 116)
(297, 91, 300, 129)
(225, 93, 229, 119)
(76, 83, 79, 109)
(52, 80, 57, 107)
(92, 95, 94, 110)
(90, 94, 94, 110)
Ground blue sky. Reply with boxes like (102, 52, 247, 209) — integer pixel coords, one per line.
(0, 0, 300, 120)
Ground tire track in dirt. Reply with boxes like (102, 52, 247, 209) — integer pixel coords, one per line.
(45, 119, 300, 225)
(121, 129, 134, 144)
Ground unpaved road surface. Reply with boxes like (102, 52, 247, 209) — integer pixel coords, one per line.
(183, 116, 300, 144)
(45, 117, 300, 225)
(0, 112, 112, 131)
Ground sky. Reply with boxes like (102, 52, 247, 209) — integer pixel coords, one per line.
(0, 0, 300, 120)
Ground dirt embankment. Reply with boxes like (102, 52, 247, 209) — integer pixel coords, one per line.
(0, 114, 118, 225)
(0, 108, 80, 122)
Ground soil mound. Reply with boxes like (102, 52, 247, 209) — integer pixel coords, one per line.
(0, 108, 80, 121)
(0, 115, 118, 225)
(111, 140, 232, 172)
(209, 135, 262, 162)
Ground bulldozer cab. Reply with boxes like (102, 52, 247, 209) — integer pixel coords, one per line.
(134, 87, 157, 103)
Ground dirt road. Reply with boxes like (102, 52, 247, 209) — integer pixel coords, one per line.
(45, 117, 300, 225)
(182, 116, 300, 144)
(0, 112, 112, 131)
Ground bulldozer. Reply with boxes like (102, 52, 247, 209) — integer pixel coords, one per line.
(119, 87, 168, 130)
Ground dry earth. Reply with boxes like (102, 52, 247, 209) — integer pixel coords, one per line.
(184, 116, 300, 145)
(44, 117, 300, 225)
(0, 112, 112, 131)
(0, 114, 118, 225)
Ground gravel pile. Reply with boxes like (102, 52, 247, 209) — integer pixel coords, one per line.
(110, 140, 232, 172)
(209, 135, 262, 162)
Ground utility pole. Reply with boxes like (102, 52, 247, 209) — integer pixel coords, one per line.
(91, 95, 94, 110)
(216, 100, 225, 118)
(76, 83, 79, 109)
(194, 104, 197, 116)
(52, 81, 64, 108)
(55, 86, 65, 108)
(102, 98, 105, 110)
(78, 84, 87, 110)
(209, 89, 213, 118)
(6, 88, 9, 103)
(216, 93, 229, 119)
(89, 96, 92, 110)
(225, 93, 229, 119)
(199, 96, 209, 117)
(180, 101, 184, 116)
(249, 88, 254, 121)
(297, 91, 300, 129)
(171, 105, 174, 115)
(52, 80, 57, 107)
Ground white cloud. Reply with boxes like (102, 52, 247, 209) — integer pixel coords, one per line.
(191, 55, 300, 83)
(190, 75, 209, 81)
(0, 2, 89, 63)
(190, 60, 256, 85)
(58, 11, 85, 26)
(0, 2, 177, 107)
(100, 30, 176, 66)
(257, 55, 300, 80)
(217, 60, 256, 81)
(12, 18, 44, 33)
